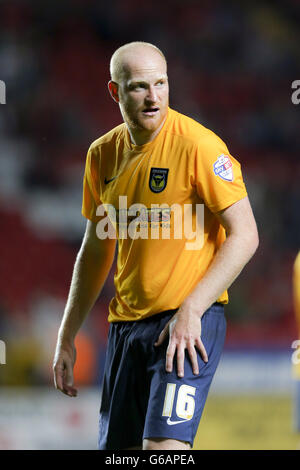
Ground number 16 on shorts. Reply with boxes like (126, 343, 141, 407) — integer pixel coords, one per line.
(162, 383, 196, 424)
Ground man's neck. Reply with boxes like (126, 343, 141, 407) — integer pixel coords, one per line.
(127, 116, 167, 146)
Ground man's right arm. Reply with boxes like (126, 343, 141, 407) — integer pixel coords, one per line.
(53, 219, 116, 397)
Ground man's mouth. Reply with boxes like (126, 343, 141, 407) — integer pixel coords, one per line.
(142, 107, 159, 116)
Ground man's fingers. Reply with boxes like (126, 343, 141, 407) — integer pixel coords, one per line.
(53, 363, 65, 391)
(63, 374, 77, 396)
(195, 337, 208, 363)
(165, 341, 176, 373)
(157, 317, 207, 377)
(63, 384, 78, 397)
(62, 362, 78, 396)
(54, 362, 77, 397)
(65, 362, 74, 387)
(176, 345, 185, 378)
(54, 373, 63, 392)
(187, 343, 199, 375)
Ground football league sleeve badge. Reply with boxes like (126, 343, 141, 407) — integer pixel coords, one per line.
(213, 154, 234, 182)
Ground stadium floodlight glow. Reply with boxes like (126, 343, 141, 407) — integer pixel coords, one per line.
(0, 340, 6, 364)
(0, 80, 6, 104)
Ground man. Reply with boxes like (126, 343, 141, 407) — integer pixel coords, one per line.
(53, 41, 259, 450)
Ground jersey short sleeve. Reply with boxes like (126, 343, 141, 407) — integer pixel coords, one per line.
(81, 146, 102, 222)
(193, 134, 248, 213)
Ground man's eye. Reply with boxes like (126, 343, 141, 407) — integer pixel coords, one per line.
(133, 84, 145, 89)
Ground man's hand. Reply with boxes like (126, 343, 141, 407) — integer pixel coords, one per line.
(53, 341, 78, 397)
(154, 304, 208, 378)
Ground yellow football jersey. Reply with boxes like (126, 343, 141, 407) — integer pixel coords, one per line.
(82, 107, 248, 322)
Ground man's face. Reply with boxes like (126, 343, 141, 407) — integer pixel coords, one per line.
(113, 52, 169, 136)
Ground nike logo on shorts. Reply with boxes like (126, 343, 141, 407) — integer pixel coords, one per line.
(167, 417, 191, 426)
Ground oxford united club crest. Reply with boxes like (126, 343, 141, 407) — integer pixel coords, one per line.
(149, 167, 169, 193)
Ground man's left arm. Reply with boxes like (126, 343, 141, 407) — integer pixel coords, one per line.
(155, 196, 259, 377)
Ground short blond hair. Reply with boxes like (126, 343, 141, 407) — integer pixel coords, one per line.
(110, 41, 167, 82)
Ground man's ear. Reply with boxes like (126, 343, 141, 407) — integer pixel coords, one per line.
(108, 81, 119, 103)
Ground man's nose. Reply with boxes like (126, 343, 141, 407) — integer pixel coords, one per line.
(146, 85, 157, 102)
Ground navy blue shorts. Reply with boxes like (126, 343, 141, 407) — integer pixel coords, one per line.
(98, 303, 226, 449)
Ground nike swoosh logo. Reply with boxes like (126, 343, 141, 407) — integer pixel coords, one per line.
(167, 417, 191, 426)
(104, 176, 118, 185)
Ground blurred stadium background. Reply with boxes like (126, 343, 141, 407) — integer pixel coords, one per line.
(0, 0, 299, 450)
